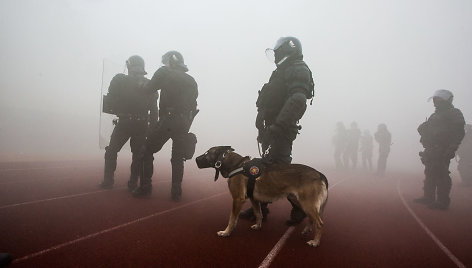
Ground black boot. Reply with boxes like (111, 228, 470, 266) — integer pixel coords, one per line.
(132, 178, 152, 197)
(127, 175, 138, 192)
(99, 171, 114, 189)
(171, 183, 182, 202)
(239, 203, 269, 221)
(286, 206, 306, 226)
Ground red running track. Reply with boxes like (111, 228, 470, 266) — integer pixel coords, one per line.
(0, 161, 471, 267)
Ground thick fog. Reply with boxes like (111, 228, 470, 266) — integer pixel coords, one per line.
(0, 0, 471, 172)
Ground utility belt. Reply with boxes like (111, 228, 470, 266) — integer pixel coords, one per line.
(117, 114, 149, 121)
(160, 108, 191, 118)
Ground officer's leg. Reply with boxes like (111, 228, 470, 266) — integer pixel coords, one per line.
(132, 121, 170, 197)
(170, 134, 186, 202)
(414, 161, 436, 204)
(270, 128, 307, 225)
(129, 122, 147, 191)
(101, 123, 130, 189)
(431, 159, 452, 210)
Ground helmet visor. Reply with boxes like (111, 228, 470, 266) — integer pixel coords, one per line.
(265, 48, 275, 63)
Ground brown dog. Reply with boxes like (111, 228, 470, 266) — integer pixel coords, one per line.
(195, 146, 328, 247)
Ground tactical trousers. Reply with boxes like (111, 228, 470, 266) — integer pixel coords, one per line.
(141, 114, 190, 188)
(377, 152, 389, 175)
(261, 127, 294, 164)
(423, 157, 452, 205)
(334, 147, 344, 170)
(104, 119, 147, 183)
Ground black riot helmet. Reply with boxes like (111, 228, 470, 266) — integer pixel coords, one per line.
(266, 37, 303, 66)
(162, 50, 188, 72)
(126, 55, 147, 75)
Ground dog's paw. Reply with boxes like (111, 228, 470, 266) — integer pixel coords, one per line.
(301, 227, 312, 235)
(250, 224, 261, 230)
(217, 231, 230, 237)
(307, 240, 320, 247)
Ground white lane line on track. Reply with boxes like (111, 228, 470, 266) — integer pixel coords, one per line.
(12, 191, 227, 264)
(396, 179, 466, 268)
(258, 177, 347, 268)
(0, 180, 171, 209)
(0, 166, 81, 172)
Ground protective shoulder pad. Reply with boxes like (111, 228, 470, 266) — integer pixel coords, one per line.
(284, 60, 314, 98)
(446, 108, 465, 125)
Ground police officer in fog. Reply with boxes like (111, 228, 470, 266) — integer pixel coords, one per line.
(360, 129, 374, 172)
(133, 51, 198, 201)
(374, 123, 391, 176)
(239, 37, 315, 225)
(344, 122, 361, 170)
(414, 89, 465, 210)
(457, 124, 472, 187)
(99, 55, 158, 190)
(332, 122, 348, 170)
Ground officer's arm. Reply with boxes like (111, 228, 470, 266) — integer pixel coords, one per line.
(144, 67, 167, 93)
(108, 73, 126, 94)
(274, 65, 312, 130)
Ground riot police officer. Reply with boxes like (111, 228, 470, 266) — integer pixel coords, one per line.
(414, 89, 465, 210)
(333, 122, 348, 170)
(374, 123, 391, 176)
(344, 122, 361, 170)
(239, 37, 315, 225)
(99, 55, 158, 190)
(133, 51, 198, 201)
(360, 129, 374, 172)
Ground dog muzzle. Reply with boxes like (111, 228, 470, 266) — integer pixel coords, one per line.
(195, 154, 211, 169)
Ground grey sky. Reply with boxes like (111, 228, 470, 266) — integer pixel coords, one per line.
(0, 0, 471, 171)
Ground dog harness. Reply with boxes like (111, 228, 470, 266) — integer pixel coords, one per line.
(228, 158, 265, 199)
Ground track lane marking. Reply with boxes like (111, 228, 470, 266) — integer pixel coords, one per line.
(0, 166, 88, 172)
(396, 179, 466, 268)
(12, 191, 227, 264)
(0, 180, 171, 209)
(258, 177, 347, 268)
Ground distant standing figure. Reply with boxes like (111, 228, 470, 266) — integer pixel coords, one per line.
(414, 89, 465, 210)
(332, 122, 348, 170)
(374, 124, 391, 176)
(457, 124, 472, 186)
(99, 55, 158, 190)
(344, 122, 361, 169)
(360, 129, 374, 171)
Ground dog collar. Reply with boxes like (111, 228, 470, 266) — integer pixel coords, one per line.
(228, 167, 244, 178)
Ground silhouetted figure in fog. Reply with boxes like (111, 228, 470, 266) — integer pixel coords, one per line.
(99, 55, 158, 190)
(360, 129, 374, 172)
(343, 122, 361, 170)
(414, 89, 465, 210)
(332, 122, 348, 170)
(374, 123, 391, 176)
(457, 124, 472, 187)
(239, 36, 315, 226)
(134, 51, 198, 201)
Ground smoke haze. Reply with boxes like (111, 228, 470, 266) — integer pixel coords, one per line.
(1, 0, 471, 173)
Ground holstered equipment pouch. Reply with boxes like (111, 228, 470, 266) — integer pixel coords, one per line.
(182, 132, 197, 160)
